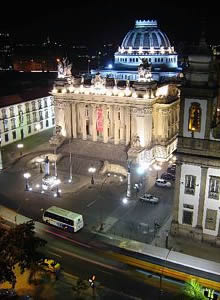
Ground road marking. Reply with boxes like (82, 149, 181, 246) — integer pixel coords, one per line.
(87, 200, 97, 207)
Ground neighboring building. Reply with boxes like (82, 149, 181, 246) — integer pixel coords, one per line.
(171, 35, 220, 245)
(92, 20, 181, 82)
(52, 65, 180, 165)
(0, 88, 55, 147)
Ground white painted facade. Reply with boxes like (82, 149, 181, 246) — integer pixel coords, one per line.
(0, 93, 55, 147)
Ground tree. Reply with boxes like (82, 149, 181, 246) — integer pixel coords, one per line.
(0, 220, 47, 287)
(182, 278, 206, 300)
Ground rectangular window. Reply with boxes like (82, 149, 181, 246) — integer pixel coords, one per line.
(1, 109, 7, 119)
(39, 111, 43, 121)
(25, 103, 30, 113)
(11, 118, 16, 129)
(19, 111, 24, 124)
(182, 210, 193, 225)
(3, 119, 8, 131)
(12, 131, 16, 140)
(184, 175, 196, 195)
(33, 112, 37, 122)
(45, 110, 49, 119)
(9, 107, 15, 117)
(208, 176, 220, 200)
(44, 99, 48, 107)
(46, 120, 49, 127)
(52, 118, 55, 125)
(27, 114, 31, 124)
(205, 209, 217, 230)
(40, 121, 43, 129)
(38, 100, 42, 109)
(28, 125, 31, 134)
(32, 101, 36, 111)
(5, 133, 8, 142)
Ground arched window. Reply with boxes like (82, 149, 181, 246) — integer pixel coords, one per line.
(188, 102, 201, 132)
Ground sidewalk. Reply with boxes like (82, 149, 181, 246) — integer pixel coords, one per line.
(151, 216, 220, 263)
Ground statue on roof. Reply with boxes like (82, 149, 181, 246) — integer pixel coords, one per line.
(91, 72, 106, 89)
(57, 57, 72, 79)
(138, 58, 153, 82)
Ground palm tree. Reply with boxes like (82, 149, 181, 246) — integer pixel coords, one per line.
(182, 278, 206, 300)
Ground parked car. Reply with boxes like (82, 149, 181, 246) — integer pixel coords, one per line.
(38, 258, 61, 273)
(139, 193, 160, 204)
(155, 178, 171, 188)
(161, 172, 175, 181)
(167, 166, 176, 175)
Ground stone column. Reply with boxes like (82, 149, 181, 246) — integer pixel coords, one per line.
(64, 103, 72, 138)
(120, 106, 125, 142)
(92, 104, 97, 142)
(114, 105, 120, 145)
(170, 162, 182, 236)
(81, 104, 87, 140)
(144, 107, 152, 147)
(71, 103, 77, 138)
(125, 106, 131, 145)
(194, 166, 208, 241)
(103, 105, 108, 143)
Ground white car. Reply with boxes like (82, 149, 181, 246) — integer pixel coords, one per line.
(155, 178, 171, 188)
(139, 193, 160, 204)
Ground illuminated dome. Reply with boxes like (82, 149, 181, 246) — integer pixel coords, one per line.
(93, 19, 180, 82)
(121, 20, 171, 50)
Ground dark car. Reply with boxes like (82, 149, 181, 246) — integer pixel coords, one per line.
(167, 167, 176, 175)
(161, 172, 175, 181)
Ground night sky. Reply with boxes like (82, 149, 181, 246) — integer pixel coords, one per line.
(1, 1, 219, 47)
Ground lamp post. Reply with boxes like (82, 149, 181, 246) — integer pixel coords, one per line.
(154, 163, 161, 180)
(159, 247, 173, 299)
(127, 159, 131, 198)
(54, 147, 57, 177)
(23, 172, 31, 191)
(69, 139, 72, 183)
(17, 143, 24, 156)
(54, 178, 61, 197)
(88, 166, 96, 185)
(37, 157, 44, 173)
(88, 59, 91, 75)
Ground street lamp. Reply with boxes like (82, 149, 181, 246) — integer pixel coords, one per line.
(17, 143, 24, 156)
(88, 59, 91, 75)
(127, 159, 132, 198)
(154, 163, 161, 180)
(23, 172, 31, 191)
(68, 139, 72, 183)
(88, 166, 96, 185)
(36, 157, 44, 173)
(54, 178, 61, 197)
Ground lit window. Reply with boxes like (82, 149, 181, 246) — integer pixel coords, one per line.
(208, 176, 220, 200)
(188, 102, 201, 132)
(185, 175, 196, 195)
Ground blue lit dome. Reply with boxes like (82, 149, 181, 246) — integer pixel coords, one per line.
(121, 20, 171, 50)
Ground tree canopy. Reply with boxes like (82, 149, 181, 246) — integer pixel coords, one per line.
(0, 220, 46, 287)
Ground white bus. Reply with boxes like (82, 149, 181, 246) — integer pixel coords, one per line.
(43, 206, 84, 232)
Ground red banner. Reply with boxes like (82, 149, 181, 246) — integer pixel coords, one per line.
(96, 108, 103, 132)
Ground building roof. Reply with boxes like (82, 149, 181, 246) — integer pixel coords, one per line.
(0, 87, 52, 108)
